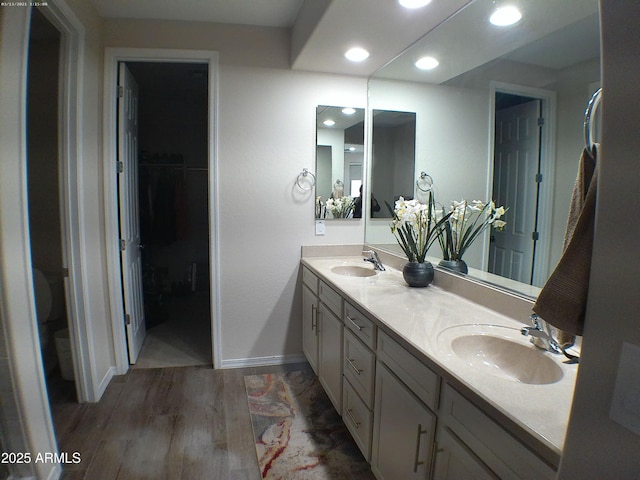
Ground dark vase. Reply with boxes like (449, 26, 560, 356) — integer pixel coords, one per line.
(402, 262, 434, 288)
(438, 259, 468, 274)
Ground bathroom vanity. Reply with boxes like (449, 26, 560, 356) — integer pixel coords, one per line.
(301, 253, 578, 480)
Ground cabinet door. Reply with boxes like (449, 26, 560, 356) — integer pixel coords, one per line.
(433, 428, 498, 480)
(371, 362, 436, 480)
(302, 284, 319, 374)
(318, 303, 343, 413)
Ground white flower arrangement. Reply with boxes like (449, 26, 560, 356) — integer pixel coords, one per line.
(325, 196, 355, 219)
(388, 193, 452, 263)
(438, 199, 507, 261)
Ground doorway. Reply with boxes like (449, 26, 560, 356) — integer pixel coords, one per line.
(488, 87, 555, 287)
(118, 61, 212, 368)
(27, 9, 77, 404)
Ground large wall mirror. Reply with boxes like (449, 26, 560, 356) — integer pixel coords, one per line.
(316, 106, 365, 219)
(366, 0, 601, 298)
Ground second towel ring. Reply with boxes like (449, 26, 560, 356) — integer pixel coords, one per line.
(416, 172, 433, 192)
(296, 168, 316, 191)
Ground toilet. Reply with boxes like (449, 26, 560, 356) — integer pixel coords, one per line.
(33, 268, 71, 378)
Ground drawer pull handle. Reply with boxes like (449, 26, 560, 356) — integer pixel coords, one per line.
(346, 357, 362, 375)
(413, 424, 428, 473)
(346, 408, 361, 428)
(346, 315, 363, 331)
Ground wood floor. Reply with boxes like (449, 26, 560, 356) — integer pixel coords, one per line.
(51, 362, 313, 480)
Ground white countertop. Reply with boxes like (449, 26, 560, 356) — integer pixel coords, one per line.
(301, 256, 578, 463)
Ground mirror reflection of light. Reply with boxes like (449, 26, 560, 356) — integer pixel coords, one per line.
(415, 56, 439, 70)
(342, 107, 356, 115)
(323, 119, 336, 126)
(489, 6, 522, 26)
(345, 47, 370, 62)
(399, 0, 432, 8)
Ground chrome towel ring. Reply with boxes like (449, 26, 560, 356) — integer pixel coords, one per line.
(416, 172, 433, 192)
(296, 168, 316, 191)
(583, 88, 602, 152)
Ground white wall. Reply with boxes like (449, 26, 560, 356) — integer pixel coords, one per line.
(217, 66, 366, 364)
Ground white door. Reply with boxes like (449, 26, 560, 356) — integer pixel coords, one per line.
(118, 63, 146, 364)
(489, 99, 541, 284)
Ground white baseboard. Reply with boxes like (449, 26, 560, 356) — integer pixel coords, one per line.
(220, 353, 308, 369)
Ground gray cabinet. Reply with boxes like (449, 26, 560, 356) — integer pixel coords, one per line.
(371, 362, 436, 480)
(301, 268, 319, 374)
(437, 384, 556, 480)
(318, 301, 343, 413)
(433, 428, 498, 480)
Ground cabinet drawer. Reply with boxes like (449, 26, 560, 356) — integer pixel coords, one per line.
(343, 329, 375, 408)
(302, 266, 318, 294)
(441, 384, 556, 480)
(377, 330, 440, 411)
(319, 280, 343, 318)
(343, 377, 373, 461)
(344, 301, 377, 350)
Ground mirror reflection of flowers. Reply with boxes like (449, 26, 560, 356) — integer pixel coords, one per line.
(325, 196, 356, 219)
(387, 193, 452, 263)
(438, 200, 507, 261)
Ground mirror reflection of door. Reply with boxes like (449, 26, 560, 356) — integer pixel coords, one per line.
(371, 110, 416, 218)
(315, 106, 365, 219)
(489, 94, 542, 285)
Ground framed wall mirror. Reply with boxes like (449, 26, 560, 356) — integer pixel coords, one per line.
(365, 0, 601, 298)
(315, 105, 365, 219)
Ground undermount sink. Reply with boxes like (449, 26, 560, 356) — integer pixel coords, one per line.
(438, 324, 564, 385)
(331, 265, 377, 277)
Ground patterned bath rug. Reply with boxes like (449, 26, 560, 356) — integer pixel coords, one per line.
(244, 370, 375, 480)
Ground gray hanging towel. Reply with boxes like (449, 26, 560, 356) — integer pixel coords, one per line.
(532, 145, 599, 337)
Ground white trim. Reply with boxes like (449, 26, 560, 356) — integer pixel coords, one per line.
(38, 0, 101, 404)
(487, 81, 557, 287)
(102, 48, 221, 373)
(0, 8, 57, 480)
(221, 354, 309, 369)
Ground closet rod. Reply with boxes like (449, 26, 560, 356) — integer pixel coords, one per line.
(139, 163, 207, 171)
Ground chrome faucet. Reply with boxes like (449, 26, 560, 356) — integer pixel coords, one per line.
(363, 250, 385, 271)
(521, 314, 562, 354)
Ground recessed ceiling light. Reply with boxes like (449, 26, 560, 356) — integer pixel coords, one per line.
(348, 147, 356, 152)
(489, 6, 522, 26)
(342, 107, 356, 115)
(323, 119, 336, 127)
(345, 47, 370, 62)
(415, 56, 439, 70)
(399, 0, 432, 8)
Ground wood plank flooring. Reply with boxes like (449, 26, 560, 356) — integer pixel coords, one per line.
(51, 362, 313, 480)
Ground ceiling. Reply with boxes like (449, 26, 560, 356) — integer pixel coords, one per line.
(90, 0, 305, 28)
(89, 0, 475, 77)
(89, 0, 600, 80)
